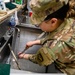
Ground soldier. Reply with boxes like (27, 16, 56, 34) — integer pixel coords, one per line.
(18, 0, 75, 74)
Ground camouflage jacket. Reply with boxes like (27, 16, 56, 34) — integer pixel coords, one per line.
(29, 18, 75, 75)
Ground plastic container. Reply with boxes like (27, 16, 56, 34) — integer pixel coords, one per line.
(0, 0, 6, 11)
(9, 15, 15, 27)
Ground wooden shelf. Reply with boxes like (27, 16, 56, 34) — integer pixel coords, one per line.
(0, 3, 24, 24)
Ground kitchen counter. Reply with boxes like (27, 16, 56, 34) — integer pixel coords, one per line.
(0, 3, 24, 24)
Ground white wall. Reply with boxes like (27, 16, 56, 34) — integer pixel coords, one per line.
(3, 0, 10, 2)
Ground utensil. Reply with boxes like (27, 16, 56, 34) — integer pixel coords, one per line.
(19, 31, 46, 55)
(8, 44, 21, 70)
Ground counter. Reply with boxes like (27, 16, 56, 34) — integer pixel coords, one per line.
(0, 3, 24, 24)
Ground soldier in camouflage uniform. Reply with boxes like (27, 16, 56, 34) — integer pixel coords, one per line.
(18, 0, 75, 75)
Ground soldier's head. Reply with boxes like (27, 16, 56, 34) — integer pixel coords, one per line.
(29, 0, 69, 32)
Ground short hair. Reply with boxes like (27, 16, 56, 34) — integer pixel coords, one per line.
(44, 3, 69, 21)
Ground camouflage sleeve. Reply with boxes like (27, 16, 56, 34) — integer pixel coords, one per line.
(29, 41, 66, 66)
(40, 32, 51, 44)
(49, 34, 75, 63)
(65, 36, 75, 49)
(29, 38, 75, 66)
(29, 46, 56, 66)
(29, 32, 75, 66)
(40, 38, 46, 44)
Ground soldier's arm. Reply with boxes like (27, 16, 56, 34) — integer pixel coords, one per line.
(28, 37, 75, 66)
(31, 40, 41, 45)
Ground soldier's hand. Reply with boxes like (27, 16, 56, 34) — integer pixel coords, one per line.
(25, 41, 34, 49)
(18, 53, 30, 60)
(25, 40, 41, 49)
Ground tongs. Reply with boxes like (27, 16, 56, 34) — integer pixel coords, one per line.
(18, 46, 29, 55)
(8, 44, 21, 70)
(18, 31, 46, 55)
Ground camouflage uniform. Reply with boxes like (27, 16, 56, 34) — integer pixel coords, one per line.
(28, 0, 75, 75)
(29, 18, 75, 75)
